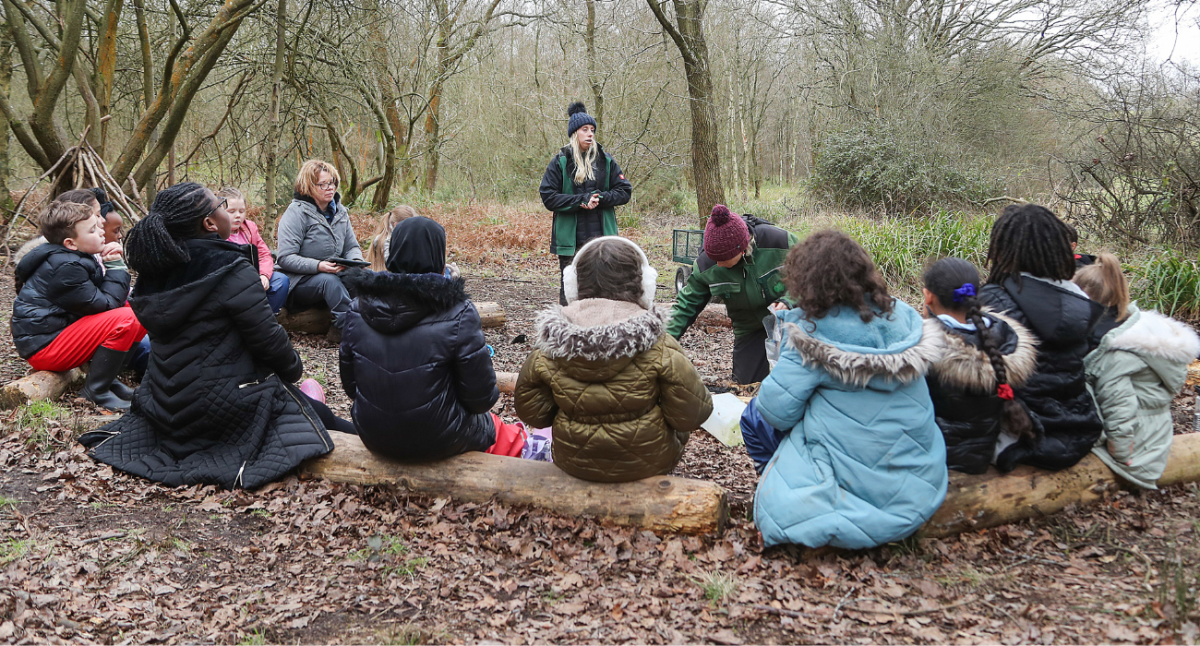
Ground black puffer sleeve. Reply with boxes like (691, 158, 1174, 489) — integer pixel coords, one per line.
(223, 259, 303, 382)
(44, 259, 130, 316)
(599, 156, 632, 208)
(451, 302, 500, 414)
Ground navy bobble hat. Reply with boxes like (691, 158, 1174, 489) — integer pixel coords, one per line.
(567, 102, 597, 138)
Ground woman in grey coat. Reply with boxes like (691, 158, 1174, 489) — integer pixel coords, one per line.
(275, 159, 364, 330)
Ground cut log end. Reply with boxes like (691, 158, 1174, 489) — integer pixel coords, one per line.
(301, 431, 728, 535)
(0, 369, 85, 410)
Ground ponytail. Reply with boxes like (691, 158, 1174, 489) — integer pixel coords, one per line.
(924, 257, 1034, 438)
(1074, 252, 1130, 322)
(125, 182, 214, 275)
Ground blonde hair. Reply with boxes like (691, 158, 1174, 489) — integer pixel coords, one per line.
(367, 205, 419, 271)
(294, 159, 341, 199)
(216, 186, 245, 203)
(1074, 253, 1130, 322)
(569, 130, 598, 185)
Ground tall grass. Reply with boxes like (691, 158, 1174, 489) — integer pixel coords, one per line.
(833, 210, 992, 285)
(1127, 251, 1200, 321)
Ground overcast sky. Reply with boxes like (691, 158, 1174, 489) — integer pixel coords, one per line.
(1146, 1, 1200, 65)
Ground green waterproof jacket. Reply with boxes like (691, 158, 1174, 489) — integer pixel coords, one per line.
(539, 143, 632, 256)
(667, 216, 797, 340)
(1085, 304, 1200, 489)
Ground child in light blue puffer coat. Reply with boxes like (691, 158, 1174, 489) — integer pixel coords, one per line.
(750, 231, 949, 549)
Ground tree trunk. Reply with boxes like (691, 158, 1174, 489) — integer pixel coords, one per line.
(0, 27, 12, 213)
(301, 430, 730, 535)
(645, 0, 725, 218)
(263, 0, 286, 225)
(585, 0, 603, 131)
(423, 79, 443, 194)
(93, 0, 123, 157)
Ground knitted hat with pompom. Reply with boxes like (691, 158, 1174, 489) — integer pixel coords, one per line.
(567, 102, 597, 139)
(703, 205, 750, 261)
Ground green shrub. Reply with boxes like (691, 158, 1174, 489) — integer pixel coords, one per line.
(1127, 251, 1200, 321)
(810, 125, 1001, 212)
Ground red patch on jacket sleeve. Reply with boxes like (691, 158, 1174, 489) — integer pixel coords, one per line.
(619, 174, 625, 180)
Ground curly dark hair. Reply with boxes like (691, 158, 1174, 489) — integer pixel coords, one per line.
(986, 204, 1075, 286)
(784, 229, 894, 324)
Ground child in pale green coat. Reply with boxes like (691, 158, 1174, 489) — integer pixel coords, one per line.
(1075, 254, 1200, 489)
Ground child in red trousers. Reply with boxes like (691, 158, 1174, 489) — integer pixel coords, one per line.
(12, 201, 145, 410)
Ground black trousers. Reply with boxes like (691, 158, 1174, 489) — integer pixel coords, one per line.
(302, 393, 357, 435)
(732, 328, 770, 384)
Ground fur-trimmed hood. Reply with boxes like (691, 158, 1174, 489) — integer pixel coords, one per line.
(343, 269, 468, 334)
(781, 302, 945, 388)
(930, 310, 1039, 393)
(1104, 305, 1200, 363)
(534, 298, 664, 363)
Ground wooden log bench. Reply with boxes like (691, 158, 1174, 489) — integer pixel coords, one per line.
(0, 369, 85, 410)
(301, 430, 729, 534)
(919, 432, 1200, 538)
(277, 301, 506, 335)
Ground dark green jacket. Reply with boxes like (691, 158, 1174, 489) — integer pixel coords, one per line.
(667, 217, 797, 340)
(539, 143, 632, 256)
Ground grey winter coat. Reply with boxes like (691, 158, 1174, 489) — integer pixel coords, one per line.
(275, 192, 363, 293)
(1086, 304, 1200, 489)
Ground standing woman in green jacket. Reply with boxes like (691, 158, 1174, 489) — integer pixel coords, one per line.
(667, 205, 798, 384)
(539, 102, 633, 305)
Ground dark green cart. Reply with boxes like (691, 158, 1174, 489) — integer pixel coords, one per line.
(671, 229, 704, 294)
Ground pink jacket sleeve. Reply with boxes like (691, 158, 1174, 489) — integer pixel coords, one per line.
(244, 220, 274, 278)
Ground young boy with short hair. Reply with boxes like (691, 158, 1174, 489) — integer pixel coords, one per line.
(11, 201, 146, 410)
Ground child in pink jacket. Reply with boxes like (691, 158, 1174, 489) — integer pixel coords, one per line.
(218, 187, 289, 313)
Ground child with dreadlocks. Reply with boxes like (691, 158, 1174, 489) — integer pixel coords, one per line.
(922, 258, 1038, 474)
(978, 204, 1105, 472)
(79, 182, 347, 489)
(1074, 254, 1200, 489)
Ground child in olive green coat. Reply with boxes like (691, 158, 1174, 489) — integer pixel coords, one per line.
(1076, 254, 1200, 489)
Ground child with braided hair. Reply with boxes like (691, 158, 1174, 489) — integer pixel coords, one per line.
(978, 204, 1105, 472)
(79, 182, 347, 489)
(1075, 254, 1200, 489)
(923, 258, 1038, 474)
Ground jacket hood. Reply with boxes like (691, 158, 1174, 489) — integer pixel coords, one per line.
(930, 310, 1039, 392)
(535, 298, 663, 362)
(782, 301, 945, 388)
(344, 269, 467, 334)
(1003, 276, 1102, 344)
(14, 243, 87, 282)
(1101, 305, 1200, 380)
(131, 237, 254, 334)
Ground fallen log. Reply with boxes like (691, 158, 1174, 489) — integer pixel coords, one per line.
(497, 371, 517, 394)
(918, 432, 1200, 538)
(301, 430, 729, 534)
(0, 369, 85, 410)
(276, 307, 333, 335)
(277, 301, 507, 335)
(1187, 360, 1200, 387)
(477, 302, 506, 328)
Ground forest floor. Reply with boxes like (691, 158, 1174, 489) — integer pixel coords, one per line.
(1, 213, 1199, 644)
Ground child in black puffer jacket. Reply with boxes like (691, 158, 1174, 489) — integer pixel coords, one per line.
(923, 258, 1038, 474)
(978, 205, 1105, 472)
(340, 217, 523, 461)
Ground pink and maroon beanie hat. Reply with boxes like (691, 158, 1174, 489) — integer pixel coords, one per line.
(703, 205, 750, 261)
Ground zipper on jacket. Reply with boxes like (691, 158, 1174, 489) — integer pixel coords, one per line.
(283, 383, 333, 452)
(234, 462, 247, 488)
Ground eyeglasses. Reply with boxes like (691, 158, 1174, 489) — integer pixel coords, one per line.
(317, 181, 339, 189)
(210, 198, 227, 216)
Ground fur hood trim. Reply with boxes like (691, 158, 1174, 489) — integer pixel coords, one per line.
(343, 269, 467, 311)
(784, 317, 946, 387)
(931, 310, 1039, 392)
(1107, 308, 1200, 362)
(535, 303, 664, 361)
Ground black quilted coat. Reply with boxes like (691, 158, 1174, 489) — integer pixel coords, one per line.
(339, 270, 497, 461)
(11, 243, 132, 358)
(80, 237, 332, 489)
(979, 276, 1105, 472)
(926, 312, 1038, 474)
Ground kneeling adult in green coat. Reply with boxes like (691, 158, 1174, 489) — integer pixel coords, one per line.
(666, 205, 797, 384)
